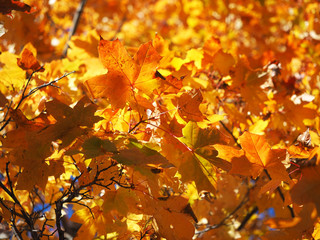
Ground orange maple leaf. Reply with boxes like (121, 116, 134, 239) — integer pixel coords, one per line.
(237, 132, 289, 179)
(173, 89, 204, 122)
(216, 132, 292, 193)
(85, 39, 161, 108)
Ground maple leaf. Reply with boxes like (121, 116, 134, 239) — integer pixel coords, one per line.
(230, 56, 269, 115)
(17, 46, 43, 72)
(214, 144, 251, 176)
(173, 89, 204, 122)
(114, 141, 172, 168)
(196, 146, 232, 171)
(181, 121, 229, 149)
(202, 37, 221, 67)
(85, 39, 161, 108)
(0, 51, 26, 94)
(1, 0, 320, 238)
(179, 151, 217, 193)
(68, 136, 117, 159)
(238, 132, 288, 177)
(0, 0, 35, 15)
(158, 121, 229, 193)
(16, 161, 50, 190)
(180, 121, 230, 169)
(216, 132, 292, 193)
(44, 96, 103, 148)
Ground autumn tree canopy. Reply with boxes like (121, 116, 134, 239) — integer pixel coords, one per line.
(1, 0, 320, 239)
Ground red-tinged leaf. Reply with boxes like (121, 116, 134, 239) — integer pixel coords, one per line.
(160, 115, 184, 138)
(17, 48, 42, 71)
(133, 41, 162, 93)
(162, 75, 183, 93)
(0, 0, 35, 15)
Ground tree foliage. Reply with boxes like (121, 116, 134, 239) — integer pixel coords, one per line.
(1, 0, 320, 239)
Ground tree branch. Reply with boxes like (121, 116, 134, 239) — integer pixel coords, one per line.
(236, 206, 258, 231)
(54, 162, 118, 239)
(62, 0, 88, 57)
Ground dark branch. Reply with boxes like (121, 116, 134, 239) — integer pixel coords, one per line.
(236, 206, 258, 231)
(62, 0, 88, 57)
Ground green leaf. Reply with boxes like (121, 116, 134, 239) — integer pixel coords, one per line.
(103, 188, 138, 215)
(180, 121, 229, 149)
(82, 136, 117, 158)
(179, 152, 216, 193)
(114, 146, 171, 168)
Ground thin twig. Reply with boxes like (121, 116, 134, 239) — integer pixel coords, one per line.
(219, 121, 241, 148)
(10, 213, 22, 240)
(54, 162, 117, 239)
(0, 71, 74, 132)
(0, 162, 39, 239)
(195, 189, 249, 236)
